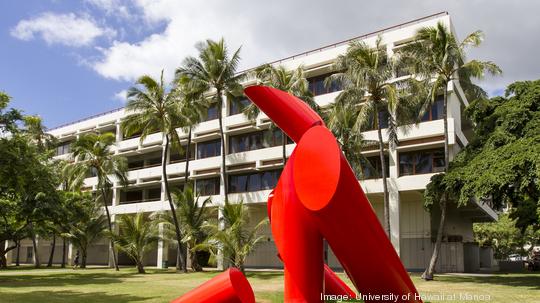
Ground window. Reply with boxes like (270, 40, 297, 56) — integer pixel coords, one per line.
(203, 103, 219, 121)
(229, 97, 251, 116)
(420, 96, 444, 122)
(196, 177, 220, 196)
(399, 149, 445, 176)
(123, 129, 143, 140)
(308, 72, 342, 96)
(147, 187, 162, 201)
(56, 141, 71, 156)
(170, 144, 195, 163)
(361, 156, 390, 179)
(229, 129, 293, 154)
(197, 139, 221, 159)
(120, 190, 143, 204)
(229, 169, 282, 193)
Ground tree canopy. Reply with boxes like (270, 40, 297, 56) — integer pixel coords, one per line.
(425, 80, 540, 235)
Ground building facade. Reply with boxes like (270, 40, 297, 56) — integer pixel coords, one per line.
(10, 12, 497, 272)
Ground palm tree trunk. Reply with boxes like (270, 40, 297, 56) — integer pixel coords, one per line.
(136, 260, 145, 274)
(100, 186, 120, 271)
(281, 130, 287, 165)
(47, 234, 56, 267)
(377, 119, 391, 238)
(15, 240, 20, 266)
(162, 134, 187, 273)
(61, 238, 66, 268)
(422, 85, 450, 280)
(30, 224, 40, 268)
(182, 128, 192, 272)
(81, 249, 87, 268)
(217, 92, 229, 203)
(0, 244, 6, 268)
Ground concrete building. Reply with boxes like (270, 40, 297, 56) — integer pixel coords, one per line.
(11, 12, 497, 272)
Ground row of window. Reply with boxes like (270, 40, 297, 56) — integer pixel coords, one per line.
(360, 148, 445, 179)
(229, 129, 292, 154)
(116, 148, 445, 204)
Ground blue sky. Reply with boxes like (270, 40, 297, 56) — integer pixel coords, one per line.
(1, 1, 539, 128)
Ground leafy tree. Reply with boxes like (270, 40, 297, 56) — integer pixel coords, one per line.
(402, 21, 502, 280)
(326, 37, 416, 238)
(176, 38, 245, 203)
(200, 200, 267, 274)
(473, 213, 534, 259)
(113, 213, 160, 274)
(65, 132, 128, 271)
(62, 192, 108, 268)
(122, 71, 189, 272)
(0, 92, 22, 133)
(244, 64, 318, 165)
(425, 80, 539, 276)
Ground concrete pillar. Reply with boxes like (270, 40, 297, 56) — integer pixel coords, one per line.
(156, 223, 169, 269)
(115, 120, 122, 143)
(109, 214, 119, 267)
(4, 241, 12, 265)
(388, 148, 400, 254)
(216, 207, 225, 270)
(68, 241, 74, 266)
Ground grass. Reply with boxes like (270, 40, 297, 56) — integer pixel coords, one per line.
(1, 266, 539, 302)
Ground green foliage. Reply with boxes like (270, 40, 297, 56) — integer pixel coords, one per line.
(426, 79, 540, 234)
(61, 192, 108, 268)
(199, 200, 268, 273)
(0, 91, 22, 133)
(113, 213, 160, 273)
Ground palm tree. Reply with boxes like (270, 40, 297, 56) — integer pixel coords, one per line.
(113, 213, 160, 274)
(122, 72, 188, 272)
(323, 99, 372, 179)
(244, 64, 318, 165)
(22, 115, 56, 152)
(174, 76, 207, 186)
(401, 21, 501, 280)
(65, 132, 128, 271)
(327, 37, 413, 238)
(155, 185, 213, 271)
(200, 200, 267, 274)
(62, 192, 108, 269)
(176, 38, 245, 203)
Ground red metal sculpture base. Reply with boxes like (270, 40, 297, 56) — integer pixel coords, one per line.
(170, 268, 255, 303)
(171, 86, 422, 303)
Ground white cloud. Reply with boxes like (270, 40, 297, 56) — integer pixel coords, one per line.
(113, 89, 128, 102)
(88, 0, 540, 94)
(85, 0, 131, 19)
(10, 12, 116, 47)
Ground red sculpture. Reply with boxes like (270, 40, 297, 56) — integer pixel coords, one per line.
(172, 86, 422, 303)
(170, 268, 255, 303)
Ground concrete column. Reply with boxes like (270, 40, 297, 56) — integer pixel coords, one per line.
(388, 148, 400, 254)
(68, 241, 74, 266)
(115, 120, 122, 143)
(156, 223, 169, 269)
(111, 186, 119, 207)
(109, 214, 119, 267)
(4, 240, 12, 265)
(216, 207, 225, 270)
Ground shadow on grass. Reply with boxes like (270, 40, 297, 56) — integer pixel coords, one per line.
(3, 290, 146, 303)
(432, 273, 540, 290)
(0, 272, 138, 288)
(245, 271, 284, 280)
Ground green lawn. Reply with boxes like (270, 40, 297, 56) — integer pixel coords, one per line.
(0, 266, 539, 302)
